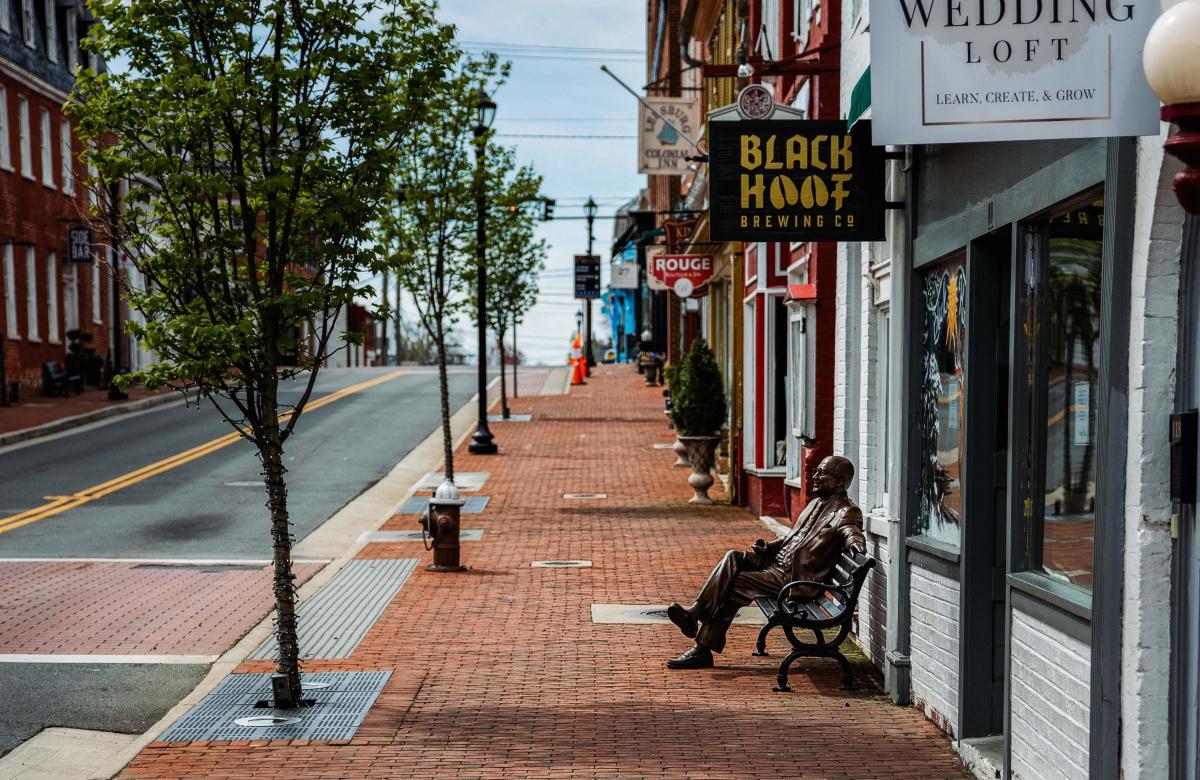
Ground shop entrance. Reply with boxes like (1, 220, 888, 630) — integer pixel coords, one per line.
(960, 229, 1011, 740)
(1173, 217, 1200, 779)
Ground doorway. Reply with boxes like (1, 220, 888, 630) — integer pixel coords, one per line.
(960, 229, 1012, 741)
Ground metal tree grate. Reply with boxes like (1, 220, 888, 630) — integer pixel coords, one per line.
(396, 496, 489, 515)
(249, 559, 418, 660)
(359, 529, 484, 543)
(158, 672, 391, 742)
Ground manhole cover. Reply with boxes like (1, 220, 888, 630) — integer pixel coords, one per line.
(233, 716, 302, 727)
(531, 560, 592, 568)
(563, 493, 607, 500)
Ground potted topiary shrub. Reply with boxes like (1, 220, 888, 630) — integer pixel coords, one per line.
(671, 338, 726, 504)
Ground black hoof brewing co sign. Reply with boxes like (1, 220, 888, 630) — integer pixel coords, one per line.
(709, 120, 885, 243)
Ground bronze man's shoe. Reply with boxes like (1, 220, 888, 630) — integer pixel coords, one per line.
(666, 643, 714, 669)
(666, 602, 698, 639)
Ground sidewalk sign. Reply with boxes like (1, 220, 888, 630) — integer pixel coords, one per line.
(574, 255, 601, 299)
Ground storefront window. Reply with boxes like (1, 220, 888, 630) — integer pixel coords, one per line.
(1039, 200, 1102, 589)
(917, 253, 966, 546)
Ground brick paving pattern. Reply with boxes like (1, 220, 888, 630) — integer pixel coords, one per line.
(0, 561, 323, 655)
(122, 365, 968, 779)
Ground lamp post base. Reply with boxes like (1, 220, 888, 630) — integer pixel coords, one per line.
(469, 430, 498, 455)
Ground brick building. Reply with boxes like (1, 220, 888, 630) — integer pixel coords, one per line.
(0, 0, 108, 400)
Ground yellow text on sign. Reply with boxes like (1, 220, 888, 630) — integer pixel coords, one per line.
(739, 133, 855, 211)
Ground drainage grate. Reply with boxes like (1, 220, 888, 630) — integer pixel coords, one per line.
(249, 560, 417, 660)
(158, 671, 390, 742)
(359, 529, 484, 543)
(487, 414, 532, 422)
(414, 472, 489, 491)
(531, 560, 592, 568)
(562, 493, 607, 500)
(397, 496, 489, 515)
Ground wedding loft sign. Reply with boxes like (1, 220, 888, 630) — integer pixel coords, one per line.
(870, 0, 1160, 143)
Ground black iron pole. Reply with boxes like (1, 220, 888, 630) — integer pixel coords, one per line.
(0, 331, 8, 406)
(107, 184, 127, 401)
(512, 311, 518, 398)
(585, 211, 594, 375)
(469, 125, 496, 454)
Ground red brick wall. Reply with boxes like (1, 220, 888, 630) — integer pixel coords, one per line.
(0, 71, 109, 398)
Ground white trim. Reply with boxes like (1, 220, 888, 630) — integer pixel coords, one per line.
(3, 243, 18, 337)
(43, 0, 57, 63)
(45, 250, 59, 343)
(20, 0, 34, 48)
(17, 95, 32, 179)
(0, 85, 11, 171)
(39, 105, 53, 188)
(59, 117, 72, 193)
(0, 56, 70, 102)
(24, 245, 38, 341)
(744, 466, 788, 477)
(0, 0, 9, 33)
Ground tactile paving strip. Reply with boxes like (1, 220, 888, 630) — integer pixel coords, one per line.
(249, 559, 418, 660)
(359, 529, 484, 543)
(158, 671, 390, 742)
(396, 496, 489, 515)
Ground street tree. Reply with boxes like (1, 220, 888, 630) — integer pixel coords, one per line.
(380, 53, 507, 481)
(483, 156, 546, 418)
(67, 0, 453, 708)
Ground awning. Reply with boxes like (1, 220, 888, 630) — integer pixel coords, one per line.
(786, 283, 817, 302)
(847, 66, 871, 129)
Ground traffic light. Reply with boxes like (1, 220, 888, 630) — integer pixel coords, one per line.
(508, 203, 519, 214)
(541, 198, 555, 221)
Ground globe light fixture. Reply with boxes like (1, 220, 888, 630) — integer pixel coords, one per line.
(475, 89, 497, 134)
(1143, 0, 1200, 213)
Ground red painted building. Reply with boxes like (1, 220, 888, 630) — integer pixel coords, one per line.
(738, 0, 841, 520)
(1, 1, 109, 400)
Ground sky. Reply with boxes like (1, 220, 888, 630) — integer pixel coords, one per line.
(416, 0, 647, 366)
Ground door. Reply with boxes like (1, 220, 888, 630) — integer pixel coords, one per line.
(1173, 217, 1200, 779)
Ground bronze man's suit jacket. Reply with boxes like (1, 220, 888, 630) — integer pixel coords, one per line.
(762, 492, 866, 599)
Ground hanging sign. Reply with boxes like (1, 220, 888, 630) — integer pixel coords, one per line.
(650, 253, 714, 298)
(610, 263, 639, 289)
(644, 246, 668, 291)
(574, 254, 601, 299)
(869, 0, 1159, 144)
(708, 120, 885, 242)
(638, 96, 701, 174)
(67, 226, 94, 264)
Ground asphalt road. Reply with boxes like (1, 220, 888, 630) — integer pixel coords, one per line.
(0, 367, 480, 559)
(0, 366, 481, 758)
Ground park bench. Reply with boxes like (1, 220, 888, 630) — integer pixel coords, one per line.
(42, 361, 83, 397)
(753, 549, 877, 692)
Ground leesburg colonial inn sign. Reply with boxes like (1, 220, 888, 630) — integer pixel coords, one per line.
(709, 120, 886, 242)
(870, 0, 1159, 143)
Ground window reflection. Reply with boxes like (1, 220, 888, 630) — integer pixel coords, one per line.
(1040, 200, 1102, 589)
(918, 254, 966, 546)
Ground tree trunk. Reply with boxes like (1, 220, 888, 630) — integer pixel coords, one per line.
(498, 332, 509, 419)
(260, 404, 302, 708)
(435, 318, 454, 481)
(380, 270, 389, 366)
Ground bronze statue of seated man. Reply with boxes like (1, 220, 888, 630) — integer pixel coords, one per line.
(665, 455, 866, 669)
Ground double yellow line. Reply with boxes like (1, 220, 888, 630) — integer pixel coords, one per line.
(0, 371, 406, 536)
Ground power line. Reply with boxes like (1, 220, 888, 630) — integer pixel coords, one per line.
(460, 41, 644, 54)
(495, 133, 635, 139)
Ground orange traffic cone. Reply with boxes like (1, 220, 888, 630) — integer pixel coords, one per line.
(570, 332, 586, 385)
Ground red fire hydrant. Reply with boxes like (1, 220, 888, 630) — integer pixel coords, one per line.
(419, 479, 467, 572)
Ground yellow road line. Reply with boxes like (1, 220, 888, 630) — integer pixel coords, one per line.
(0, 371, 406, 536)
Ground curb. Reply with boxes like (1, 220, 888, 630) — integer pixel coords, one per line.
(0, 391, 188, 449)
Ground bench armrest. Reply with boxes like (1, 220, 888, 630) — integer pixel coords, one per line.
(776, 580, 852, 619)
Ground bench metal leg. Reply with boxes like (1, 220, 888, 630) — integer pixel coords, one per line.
(753, 621, 775, 656)
(772, 649, 804, 692)
(833, 650, 855, 690)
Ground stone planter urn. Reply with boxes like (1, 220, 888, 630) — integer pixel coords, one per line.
(679, 435, 720, 504)
(672, 436, 689, 468)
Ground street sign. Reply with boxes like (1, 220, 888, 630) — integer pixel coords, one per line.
(650, 253, 713, 298)
(708, 119, 885, 242)
(68, 226, 93, 264)
(574, 254, 601, 299)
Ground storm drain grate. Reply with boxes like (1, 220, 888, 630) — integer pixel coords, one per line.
(359, 529, 484, 543)
(562, 493, 607, 500)
(531, 560, 592, 568)
(158, 671, 390, 742)
(397, 496, 489, 515)
(487, 414, 532, 422)
(414, 472, 489, 491)
(249, 559, 418, 660)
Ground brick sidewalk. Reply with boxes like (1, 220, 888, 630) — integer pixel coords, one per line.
(0, 384, 167, 437)
(122, 365, 968, 779)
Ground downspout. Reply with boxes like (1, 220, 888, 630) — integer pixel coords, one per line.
(679, 0, 704, 69)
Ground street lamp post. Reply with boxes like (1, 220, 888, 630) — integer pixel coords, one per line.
(584, 196, 598, 376)
(469, 89, 498, 455)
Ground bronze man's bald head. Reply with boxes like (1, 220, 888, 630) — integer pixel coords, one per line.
(812, 455, 855, 497)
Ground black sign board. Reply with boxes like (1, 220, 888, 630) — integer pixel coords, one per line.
(68, 226, 94, 264)
(574, 254, 600, 299)
(709, 119, 885, 242)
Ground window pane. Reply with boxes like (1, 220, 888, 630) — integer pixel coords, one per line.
(1040, 200, 1102, 589)
(918, 254, 966, 546)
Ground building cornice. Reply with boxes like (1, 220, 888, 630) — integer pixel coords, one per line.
(0, 57, 70, 103)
